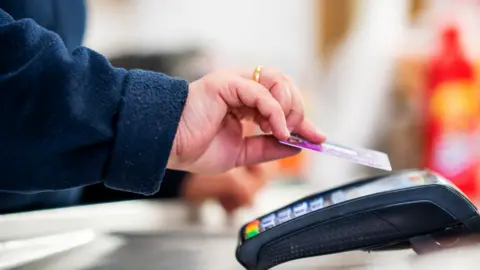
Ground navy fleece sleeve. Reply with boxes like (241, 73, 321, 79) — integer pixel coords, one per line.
(0, 8, 188, 195)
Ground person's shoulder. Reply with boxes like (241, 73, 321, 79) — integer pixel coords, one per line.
(0, 0, 86, 52)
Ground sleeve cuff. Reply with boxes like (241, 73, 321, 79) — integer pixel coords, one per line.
(104, 69, 189, 195)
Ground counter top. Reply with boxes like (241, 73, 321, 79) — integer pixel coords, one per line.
(1, 194, 480, 269)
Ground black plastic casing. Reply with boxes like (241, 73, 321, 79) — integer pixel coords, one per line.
(235, 170, 479, 270)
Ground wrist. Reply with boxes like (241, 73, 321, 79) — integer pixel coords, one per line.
(166, 155, 180, 171)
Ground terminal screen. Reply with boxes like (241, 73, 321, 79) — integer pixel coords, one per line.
(243, 171, 437, 240)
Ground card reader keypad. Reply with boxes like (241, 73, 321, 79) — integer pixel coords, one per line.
(256, 212, 403, 270)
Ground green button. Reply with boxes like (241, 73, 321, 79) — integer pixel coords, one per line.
(246, 230, 260, 239)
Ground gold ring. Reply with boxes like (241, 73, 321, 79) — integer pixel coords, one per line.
(253, 65, 263, 82)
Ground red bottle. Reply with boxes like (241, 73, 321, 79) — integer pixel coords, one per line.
(424, 25, 480, 199)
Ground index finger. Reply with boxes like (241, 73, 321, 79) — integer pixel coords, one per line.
(292, 119, 326, 144)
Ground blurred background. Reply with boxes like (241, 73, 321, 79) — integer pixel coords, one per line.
(81, 0, 480, 214)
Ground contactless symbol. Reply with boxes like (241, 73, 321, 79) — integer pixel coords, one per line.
(245, 220, 261, 239)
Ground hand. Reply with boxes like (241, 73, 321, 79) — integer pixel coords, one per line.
(180, 165, 270, 213)
(168, 67, 325, 174)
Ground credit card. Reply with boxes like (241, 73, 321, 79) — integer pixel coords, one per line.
(279, 135, 392, 171)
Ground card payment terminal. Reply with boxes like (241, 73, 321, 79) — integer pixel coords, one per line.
(236, 169, 480, 270)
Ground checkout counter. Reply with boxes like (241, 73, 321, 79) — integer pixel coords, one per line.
(1, 173, 480, 270)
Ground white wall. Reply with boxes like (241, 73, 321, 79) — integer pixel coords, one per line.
(83, 0, 319, 80)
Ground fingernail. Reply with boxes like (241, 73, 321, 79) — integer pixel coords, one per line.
(318, 131, 327, 141)
(284, 127, 291, 138)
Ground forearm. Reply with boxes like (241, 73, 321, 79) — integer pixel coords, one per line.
(0, 8, 188, 194)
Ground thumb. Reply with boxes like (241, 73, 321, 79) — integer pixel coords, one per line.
(235, 135, 301, 167)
